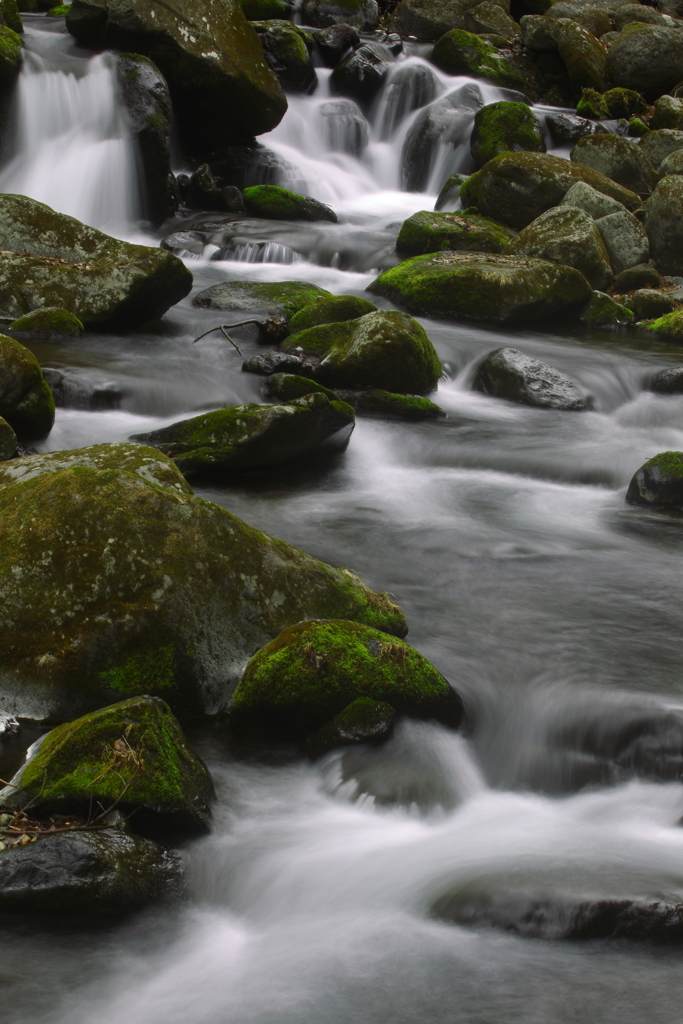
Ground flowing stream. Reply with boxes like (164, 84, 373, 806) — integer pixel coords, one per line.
(5, 19, 683, 1024)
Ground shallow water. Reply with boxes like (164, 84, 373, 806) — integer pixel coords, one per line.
(4, 20, 683, 1024)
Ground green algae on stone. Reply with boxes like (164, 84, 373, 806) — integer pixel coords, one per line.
(0, 26, 21, 84)
(430, 29, 531, 94)
(0, 442, 406, 722)
(9, 306, 83, 338)
(0, 415, 16, 461)
(192, 279, 331, 321)
(230, 619, 463, 741)
(280, 310, 442, 394)
(47, 3, 70, 13)
(304, 695, 396, 758)
(641, 310, 683, 340)
(577, 86, 608, 120)
(626, 450, 683, 508)
(1, 0, 22, 33)
(243, 184, 338, 222)
(251, 19, 317, 94)
(261, 372, 336, 402)
(0, 334, 55, 440)
(505, 206, 611, 290)
(396, 210, 514, 257)
(368, 251, 593, 326)
(470, 100, 545, 167)
(130, 393, 355, 481)
(333, 388, 445, 420)
(289, 294, 377, 332)
(0, 695, 214, 836)
(241, 0, 291, 18)
(580, 290, 633, 327)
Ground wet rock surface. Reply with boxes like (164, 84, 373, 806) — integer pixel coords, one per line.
(472, 346, 588, 410)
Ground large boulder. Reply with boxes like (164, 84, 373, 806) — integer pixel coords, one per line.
(0, 334, 54, 440)
(0, 195, 192, 329)
(570, 134, 657, 198)
(66, 0, 287, 153)
(243, 184, 337, 222)
(251, 20, 317, 94)
(505, 206, 612, 289)
(470, 100, 545, 167)
(628, 288, 675, 319)
(605, 24, 683, 101)
(638, 130, 683, 171)
(658, 149, 683, 178)
(472, 346, 587, 409)
(0, 828, 184, 916)
(301, 0, 378, 28)
(643, 176, 683, 275)
(430, 30, 535, 95)
(388, 0, 506, 42)
(116, 54, 178, 227)
(396, 210, 514, 257)
(554, 19, 608, 92)
(595, 208, 649, 274)
(626, 451, 683, 509)
(368, 251, 593, 325)
(460, 151, 640, 229)
(288, 294, 376, 331)
(192, 279, 330, 321)
(131, 394, 355, 480)
(0, 443, 407, 722)
(229, 619, 464, 741)
(0, 696, 214, 837)
(401, 83, 483, 193)
(279, 310, 442, 394)
(329, 42, 395, 108)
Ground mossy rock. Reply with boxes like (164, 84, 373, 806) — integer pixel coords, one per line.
(0, 334, 55, 440)
(577, 87, 608, 120)
(0, 194, 192, 329)
(304, 696, 396, 758)
(230, 619, 464, 741)
(505, 206, 612, 290)
(334, 388, 445, 420)
(570, 134, 657, 199)
(280, 310, 442, 394)
(430, 29, 533, 94)
(289, 294, 376, 332)
(605, 24, 683, 103)
(639, 130, 683, 172)
(9, 306, 83, 338)
(553, 18, 607, 93)
(368, 251, 593, 326)
(130, 393, 355, 481)
(261, 372, 336, 402)
(241, 0, 291, 17)
(0, 26, 21, 84)
(251, 19, 317, 94)
(193, 280, 331, 321)
(653, 95, 683, 132)
(626, 451, 683, 509)
(470, 100, 545, 168)
(0, 442, 407, 722)
(389, 0, 495, 43)
(472, 345, 587, 409)
(603, 87, 647, 120)
(614, 263, 660, 291)
(47, 3, 70, 12)
(0, 415, 16, 460)
(434, 172, 467, 211)
(579, 290, 633, 327)
(0, 695, 214, 837)
(643, 177, 683, 276)
(1, 0, 22, 31)
(641, 310, 683, 339)
(243, 184, 337, 222)
(396, 210, 514, 257)
(460, 151, 641, 229)
(629, 288, 675, 320)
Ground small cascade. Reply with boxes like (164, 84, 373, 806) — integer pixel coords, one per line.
(0, 25, 139, 233)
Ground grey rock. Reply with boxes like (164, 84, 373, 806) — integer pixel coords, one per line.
(571, 133, 658, 199)
(552, 2, 611, 36)
(614, 262, 661, 291)
(606, 24, 683, 101)
(639, 129, 683, 170)
(647, 366, 683, 394)
(659, 148, 683, 178)
(519, 14, 558, 50)
(0, 710, 19, 735)
(42, 369, 123, 411)
(401, 83, 483, 192)
(643, 175, 683, 275)
(596, 208, 649, 273)
(319, 99, 369, 156)
(243, 349, 309, 375)
(388, 0, 495, 41)
(546, 111, 603, 145)
(614, 3, 670, 31)
(560, 180, 626, 219)
(378, 63, 439, 140)
(505, 205, 612, 290)
(628, 288, 676, 319)
(472, 346, 587, 410)
(464, 1, 518, 38)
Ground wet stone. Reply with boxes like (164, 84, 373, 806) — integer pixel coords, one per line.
(647, 366, 683, 395)
(472, 347, 588, 410)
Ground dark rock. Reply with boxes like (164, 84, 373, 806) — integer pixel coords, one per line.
(553, 18, 608, 93)
(301, 0, 379, 29)
(252, 19, 317, 94)
(319, 99, 368, 156)
(389, 0, 498, 43)
(0, 415, 16, 460)
(192, 279, 330, 320)
(230, 618, 463, 742)
(627, 451, 683, 508)
(505, 205, 612, 290)
(629, 288, 676, 319)
(8, 307, 83, 338)
(579, 290, 633, 326)
(116, 54, 178, 227)
(240, 0, 292, 16)
(401, 83, 483, 193)
(545, 111, 603, 145)
(329, 42, 395, 109)
(614, 263, 661, 291)
(384, 32, 403, 55)
(160, 230, 206, 257)
(472, 346, 587, 409)
(606, 24, 683, 101)
(313, 22, 359, 67)
(570, 133, 658, 199)
(0, 828, 184, 917)
(304, 697, 396, 758)
(187, 165, 246, 213)
(261, 372, 336, 402)
(0, 334, 54, 440)
(243, 349, 309, 375)
(434, 172, 468, 211)
(647, 366, 683, 394)
(378, 63, 439, 140)
(464, 0, 519, 39)
(42, 369, 122, 411)
(243, 184, 338, 222)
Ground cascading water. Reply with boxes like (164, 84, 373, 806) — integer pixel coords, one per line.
(5, 18, 683, 1024)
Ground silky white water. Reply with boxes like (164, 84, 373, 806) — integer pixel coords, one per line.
(3, 20, 683, 1024)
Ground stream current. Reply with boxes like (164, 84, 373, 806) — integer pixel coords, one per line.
(4, 18, 683, 1024)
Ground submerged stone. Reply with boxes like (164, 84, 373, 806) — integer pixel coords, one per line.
(626, 451, 683, 509)
(304, 696, 396, 758)
(472, 346, 587, 409)
(0, 334, 55, 440)
(230, 618, 464, 741)
(396, 210, 514, 257)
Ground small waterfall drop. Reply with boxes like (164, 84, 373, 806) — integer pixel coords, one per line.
(0, 24, 139, 233)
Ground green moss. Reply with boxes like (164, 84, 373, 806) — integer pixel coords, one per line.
(9, 306, 83, 337)
(643, 311, 683, 338)
(262, 373, 336, 402)
(643, 451, 683, 478)
(99, 645, 176, 693)
(430, 29, 530, 93)
(576, 87, 608, 120)
(243, 185, 337, 222)
(0, 333, 54, 439)
(396, 210, 514, 258)
(335, 388, 445, 420)
(46, 4, 69, 14)
(470, 101, 545, 167)
(580, 291, 633, 327)
(230, 619, 463, 740)
(628, 117, 650, 137)
(2, 0, 21, 31)
(289, 294, 377, 332)
(193, 279, 332, 320)
(0, 25, 21, 83)
(603, 87, 647, 119)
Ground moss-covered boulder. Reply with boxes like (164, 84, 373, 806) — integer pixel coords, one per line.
(629, 288, 675, 320)
(389, 0, 496, 42)
(66, 0, 287, 154)
(472, 346, 587, 409)
(261, 372, 336, 402)
(653, 95, 683, 132)
(626, 451, 683, 509)
(606, 24, 683, 102)
(261, 373, 445, 420)
(0, 415, 16, 460)
(0, 194, 192, 329)
(1, 0, 22, 33)
(553, 19, 607, 93)
(192, 279, 330, 321)
(8, 306, 83, 338)
(301, 0, 378, 29)
(230, 619, 464, 741)
(579, 290, 633, 326)
(279, 310, 442, 394)
(0, 828, 184, 917)
(464, 0, 517, 38)
(289, 294, 376, 332)
(430, 29, 533, 94)
(116, 54, 177, 227)
(614, 262, 660, 291)
(570, 134, 657, 198)
(396, 210, 514, 257)
(658, 149, 683, 179)
(460, 152, 640, 230)
(368, 251, 593, 326)
(0, 334, 54, 440)
(602, 87, 647, 120)
(0, 696, 214, 836)
(576, 86, 609, 120)
(251, 20, 317, 94)
(243, 184, 337, 222)
(559, 180, 625, 220)
(505, 206, 612, 289)
(131, 393, 355, 480)
(0, 442, 407, 722)
(643, 176, 683, 276)
(304, 696, 396, 758)
(470, 100, 545, 168)
(641, 310, 683, 339)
